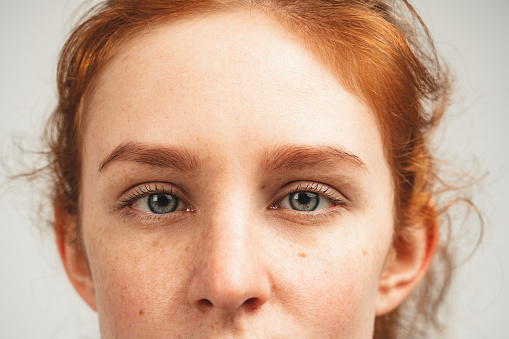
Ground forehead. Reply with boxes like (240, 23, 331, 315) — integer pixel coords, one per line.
(87, 9, 347, 111)
(84, 8, 386, 176)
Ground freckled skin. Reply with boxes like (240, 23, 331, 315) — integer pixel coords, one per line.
(79, 9, 396, 339)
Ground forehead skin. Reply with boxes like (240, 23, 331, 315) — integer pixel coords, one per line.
(81, 8, 395, 338)
(85, 9, 384, 168)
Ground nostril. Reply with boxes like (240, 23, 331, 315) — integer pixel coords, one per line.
(199, 299, 213, 307)
(243, 297, 260, 309)
(195, 297, 262, 312)
(197, 298, 213, 311)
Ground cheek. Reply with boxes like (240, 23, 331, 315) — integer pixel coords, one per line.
(273, 235, 385, 335)
(83, 219, 196, 334)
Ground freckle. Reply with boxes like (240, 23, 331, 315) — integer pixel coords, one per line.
(298, 252, 306, 258)
(115, 256, 118, 261)
(151, 239, 160, 248)
(121, 294, 125, 301)
(139, 309, 144, 316)
(362, 249, 368, 255)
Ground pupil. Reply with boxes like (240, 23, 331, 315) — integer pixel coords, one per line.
(297, 193, 310, 205)
(157, 194, 170, 206)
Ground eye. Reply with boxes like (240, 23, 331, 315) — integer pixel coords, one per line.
(116, 183, 192, 216)
(272, 181, 347, 214)
(132, 193, 181, 214)
(280, 191, 333, 212)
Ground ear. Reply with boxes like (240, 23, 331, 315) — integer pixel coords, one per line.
(375, 203, 438, 315)
(55, 205, 97, 311)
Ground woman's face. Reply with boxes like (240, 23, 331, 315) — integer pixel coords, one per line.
(78, 9, 395, 338)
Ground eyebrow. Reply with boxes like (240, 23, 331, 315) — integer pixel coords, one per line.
(261, 144, 367, 173)
(99, 142, 200, 172)
(99, 142, 366, 174)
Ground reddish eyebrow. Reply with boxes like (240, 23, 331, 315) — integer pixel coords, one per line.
(261, 144, 367, 173)
(99, 142, 200, 172)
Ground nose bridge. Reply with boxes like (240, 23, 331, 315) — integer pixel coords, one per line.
(187, 190, 271, 313)
(206, 201, 255, 276)
(201, 175, 259, 270)
(209, 208, 256, 287)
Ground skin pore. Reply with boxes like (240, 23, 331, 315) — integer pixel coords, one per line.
(58, 8, 434, 338)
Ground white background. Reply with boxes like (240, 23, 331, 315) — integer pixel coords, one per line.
(1, 0, 508, 338)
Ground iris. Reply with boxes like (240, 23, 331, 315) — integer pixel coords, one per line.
(148, 193, 179, 214)
(289, 192, 319, 211)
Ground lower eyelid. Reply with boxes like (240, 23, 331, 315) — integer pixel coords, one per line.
(118, 208, 190, 226)
(273, 208, 343, 224)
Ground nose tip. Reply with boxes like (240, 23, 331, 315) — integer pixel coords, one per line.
(187, 223, 271, 314)
(188, 259, 271, 314)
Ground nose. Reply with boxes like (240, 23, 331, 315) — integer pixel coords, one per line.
(187, 208, 271, 314)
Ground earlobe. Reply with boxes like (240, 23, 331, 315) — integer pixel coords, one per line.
(375, 204, 438, 316)
(55, 206, 97, 311)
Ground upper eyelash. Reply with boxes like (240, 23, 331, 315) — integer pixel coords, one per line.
(116, 183, 175, 210)
(286, 181, 347, 206)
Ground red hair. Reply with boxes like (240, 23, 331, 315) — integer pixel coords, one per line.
(44, 1, 455, 337)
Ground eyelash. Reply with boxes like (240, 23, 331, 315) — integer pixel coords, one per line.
(288, 181, 346, 205)
(117, 183, 170, 207)
(115, 181, 347, 222)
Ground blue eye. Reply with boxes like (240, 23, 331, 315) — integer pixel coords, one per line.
(127, 189, 186, 215)
(278, 188, 337, 212)
(289, 191, 319, 211)
(148, 193, 179, 214)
